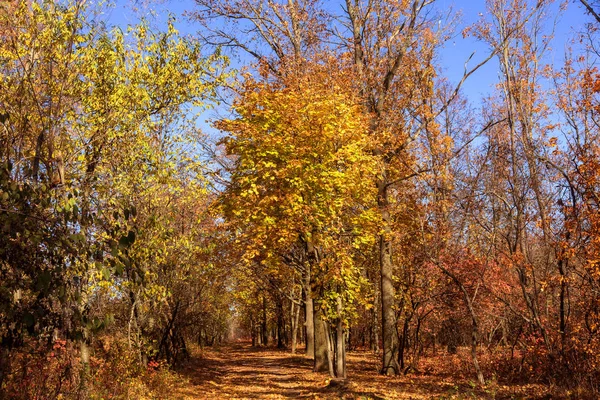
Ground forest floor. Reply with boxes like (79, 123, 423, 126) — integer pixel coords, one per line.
(168, 341, 572, 400)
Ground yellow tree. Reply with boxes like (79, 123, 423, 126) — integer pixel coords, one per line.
(0, 0, 227, 393)
(193, 0, 448, 376)
(218, 59, 379, 378)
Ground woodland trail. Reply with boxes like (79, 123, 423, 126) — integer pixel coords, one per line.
(169, 342, 534, 400)
(172, 342, 412, 399)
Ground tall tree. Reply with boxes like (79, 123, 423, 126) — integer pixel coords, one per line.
(341, 0, 441, 375)
(218, 60, 378, 377)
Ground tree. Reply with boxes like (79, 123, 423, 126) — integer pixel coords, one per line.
(341, 0, 442, 375)
(194, 0, 447, 376)
(218, 59, 378, 378)
(0, 0, 227, 393)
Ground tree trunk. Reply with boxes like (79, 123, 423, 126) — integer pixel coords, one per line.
(78, 327, 90, 400)
(379, 181, 399, 375)
(470, 317, 485, 385)
(304, 263, 315, 358)
(399, 317, 409, 371)
(291, 297, 301, 354)
(335, 296, 346, 379)
(313, 303, 329, 373)
(412, 317, 422, 371)
(257, 325, 262, 346)
(326, 323, 335, 378)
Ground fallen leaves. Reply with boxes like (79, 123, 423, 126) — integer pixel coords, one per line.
(168, 342, 577, 399)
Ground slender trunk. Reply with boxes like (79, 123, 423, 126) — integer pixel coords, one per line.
(257, 325, 262, 346)
(291, 298, 301, 354)
(335, 296, 346, 379)
(558, 258, 568, 355)
(470, 318, 485, 386)
(412, 317, 422, 371)
(32, 131, 44, 181)
(300, 315, 304, 345)
(379, 180, 399, 375)
(304, 255, 315, 358)
(326, 324, 335, 378)
(462, 286, 485, 385)
(78, 327, 90, 400)
(313, 303, 329, 373)
(399, 317, 409, 371)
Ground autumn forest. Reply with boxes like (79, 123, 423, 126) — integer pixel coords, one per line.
(1, 0, 600, 398)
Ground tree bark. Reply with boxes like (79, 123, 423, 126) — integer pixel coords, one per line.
(379, 181, 400, 375)
(304, 246, 315, 358)
(325, 323, 335, 378)
(335, 296, 346, 379)
(470, 318, 485, 386)
(313, 303, 329, 373)
(291, 295, 301, 354)
(78, 327, 90, 400)
(304, 295, 315, 358)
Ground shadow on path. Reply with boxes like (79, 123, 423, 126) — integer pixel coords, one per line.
(172, 342, 523, 399)
(175, 342, 333, 399)
(172, 342, 449, 399)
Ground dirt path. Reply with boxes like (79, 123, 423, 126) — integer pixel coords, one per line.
(170, 342, 552, 399)
(171, 343, 457, 399)
(173, 343, 334, 399)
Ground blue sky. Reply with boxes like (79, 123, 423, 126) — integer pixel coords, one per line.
(103, 0, 592, 129)
(435, 0, 586, 100)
